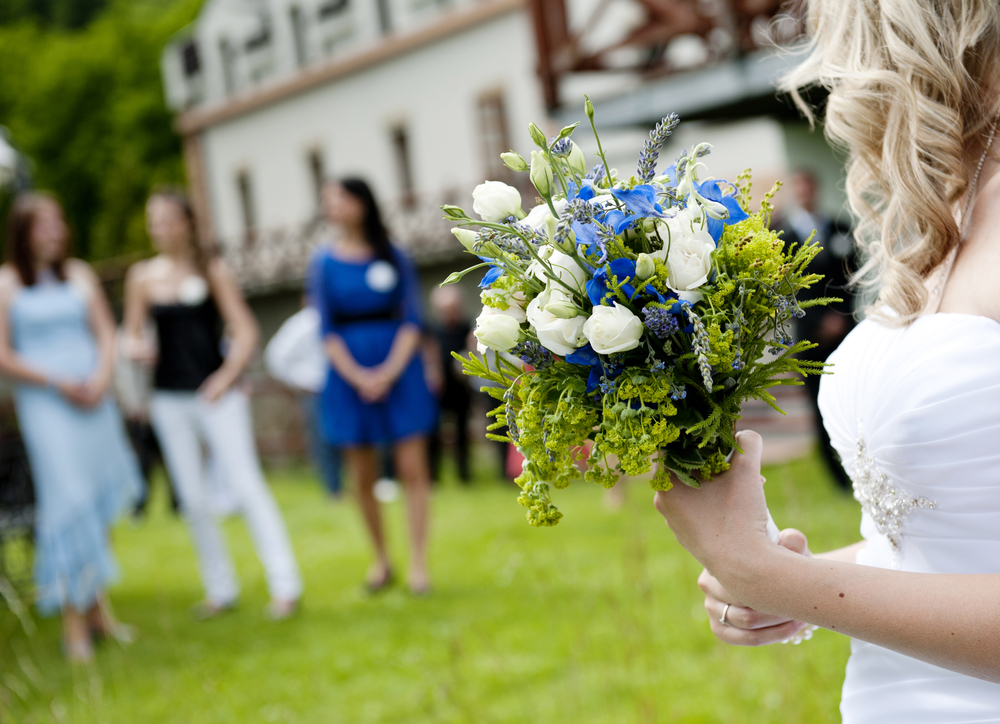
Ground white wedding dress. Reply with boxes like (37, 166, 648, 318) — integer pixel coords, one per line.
(819, 313, 1000, 723)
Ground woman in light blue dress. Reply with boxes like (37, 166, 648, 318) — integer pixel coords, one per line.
(0, 193, 141, 662)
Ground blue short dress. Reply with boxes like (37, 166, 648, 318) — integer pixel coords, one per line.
(309, 247, 437, 446)
(9, 278, 141, 614)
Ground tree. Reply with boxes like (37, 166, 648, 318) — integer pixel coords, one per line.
(0, 0, 202, 262)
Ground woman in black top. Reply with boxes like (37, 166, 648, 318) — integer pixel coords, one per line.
(123, 189, 301, 620)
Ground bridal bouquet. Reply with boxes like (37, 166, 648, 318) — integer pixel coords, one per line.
(441, 98, 833, 526)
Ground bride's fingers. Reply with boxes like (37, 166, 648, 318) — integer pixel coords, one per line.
(705, 597, 792, 630)
(697, 569, 745, 607)
(709, 617, 808, 647)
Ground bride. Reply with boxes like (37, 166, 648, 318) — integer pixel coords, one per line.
(653, 0, 1000, 721)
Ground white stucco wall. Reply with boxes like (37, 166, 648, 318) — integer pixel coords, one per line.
(198, 9, 545, 247)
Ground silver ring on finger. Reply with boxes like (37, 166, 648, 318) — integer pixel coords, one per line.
(720, 603, 732, 627)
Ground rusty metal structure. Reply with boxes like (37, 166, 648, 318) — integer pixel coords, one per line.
(529, 0, 804, 113)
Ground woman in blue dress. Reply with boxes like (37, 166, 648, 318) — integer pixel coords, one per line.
(310, 178, 436, 594)
(0, 193, 141, 662)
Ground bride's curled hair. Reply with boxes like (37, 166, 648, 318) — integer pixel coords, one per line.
(782, 0, 1000, 324)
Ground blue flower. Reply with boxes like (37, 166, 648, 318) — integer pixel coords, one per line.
(479, 265, 504, 288)
(565, 343, 604, 394)
(586, 258, 666, 306)
(696, 180, 749, 242)
(565, 342, 599, 367)
(610, 184, 664, 218)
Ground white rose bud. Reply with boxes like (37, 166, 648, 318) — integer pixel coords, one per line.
(480, 289, 527, 323)
(472, 181, 525, 223)
(530, 150, 554, 199)
(566, 141, 587, 176)
(635, 253, 655, 280)
(500, 151, 529, 172)
(522, 198, 568, 231)
(526, 296, 589, 356)
(583, 302, 644, 354)
(540, 287, 580, 319)
(474, 307, 523, 353)
(528, 246, 588, 294)
(451, 227, 478, 252)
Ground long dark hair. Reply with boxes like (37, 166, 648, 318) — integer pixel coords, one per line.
(4, 192, 68, 287)
(148, 185, 216, 275)
(338, 177, 394, 265)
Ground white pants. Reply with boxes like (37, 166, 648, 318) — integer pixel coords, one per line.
(150, 389, 302, 603)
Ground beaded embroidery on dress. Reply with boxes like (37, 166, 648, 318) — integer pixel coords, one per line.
(851, 434, 935, 557)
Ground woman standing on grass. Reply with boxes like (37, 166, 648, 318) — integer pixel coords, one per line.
(310, 178, 436, 595)
(655, 1, 1000, 720)
(123, 188, 301, 620)
(0, 193, 141, 662)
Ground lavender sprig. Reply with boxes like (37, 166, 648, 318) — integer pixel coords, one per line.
(686, 308, 714, 392)
(637, 113, 680, 183)
(643, 306, 679, 338)
(511, 341, 554, 370)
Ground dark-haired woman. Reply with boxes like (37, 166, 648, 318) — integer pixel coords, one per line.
(123, 190, 301, 620)
(310, 179, 436, 594)
(0, 193, 141, 662)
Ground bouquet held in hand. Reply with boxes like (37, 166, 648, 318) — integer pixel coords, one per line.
(442, 98, 835, 526)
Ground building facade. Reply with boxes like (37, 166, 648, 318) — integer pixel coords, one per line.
(163, 0, 547, 295)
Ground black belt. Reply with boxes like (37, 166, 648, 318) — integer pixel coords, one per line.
(333, 309, 401, 325)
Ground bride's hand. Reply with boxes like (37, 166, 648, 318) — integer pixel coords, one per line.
(653, 430, 773, 579)
(700, 529, 812, 646)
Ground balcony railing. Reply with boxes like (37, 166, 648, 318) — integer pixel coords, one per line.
(222, 193, 463, 293)
(531, 0, 805, 111)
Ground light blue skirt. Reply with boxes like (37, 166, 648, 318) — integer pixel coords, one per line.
(15, 387, 141, 615)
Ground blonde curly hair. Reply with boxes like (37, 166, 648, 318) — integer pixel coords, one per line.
(782, 0, 1000, 324)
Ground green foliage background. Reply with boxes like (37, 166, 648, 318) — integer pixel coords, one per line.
(0, 0, 203, 262)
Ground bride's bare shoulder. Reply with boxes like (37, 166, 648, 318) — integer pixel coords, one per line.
(948, 172, 1000, 322)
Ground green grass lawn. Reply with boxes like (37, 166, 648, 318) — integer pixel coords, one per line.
(0, 447, 859, 724)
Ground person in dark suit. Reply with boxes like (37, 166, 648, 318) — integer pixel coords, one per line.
(774, 169, 855, 490)
(427, 286, 473, 484)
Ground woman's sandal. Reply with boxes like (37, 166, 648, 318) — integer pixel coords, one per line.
(61, 635, 94, 664)
(90, 622, 138, 645)
(365, 567, 394, 595)
(190, 599, 237, 621)
(264, 598, 300, 622)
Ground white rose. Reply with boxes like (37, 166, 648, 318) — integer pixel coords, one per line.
(472, 181, 524, 223)
(474, 306, 523, 353)
(582, 302, 644, 354)
(527, 246, 588, 294)
(522, 198, 568, 231)
(526, 295, 589, 356)
(650, 223, 715, 304)
(480, 289, 527, 323)
(654, 206, 705, 245)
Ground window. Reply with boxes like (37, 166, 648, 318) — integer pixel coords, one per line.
(376, 0, 391, 34)
(245, 19, 272, 52)
(307, 149, 326, 213)
(318, 0, 353, 55)
(236, 170, 257, 245)
(219, 38, 236, 95)
(182, 39, 201, 77)
(318, 0, 349, 19)
(290, 6, 308, 67)
(390, 125, 416, 209)
(478, 91, 511, 182)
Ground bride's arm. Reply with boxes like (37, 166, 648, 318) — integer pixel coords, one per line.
(655, 431, 1000, 684)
